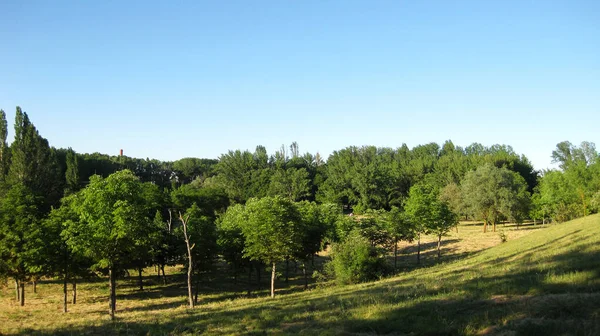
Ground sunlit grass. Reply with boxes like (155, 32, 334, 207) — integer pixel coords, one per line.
(1, 215, 599, 335)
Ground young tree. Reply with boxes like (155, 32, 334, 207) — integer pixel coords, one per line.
(295, 201, 329, 289)
(238, 196, 303, 298)
(181, 203, 218, 304)
(428, 201, 459, 258)
(404, 183, 435, 264)
(382, 207, 414, 269)
(178, 209, 195, 308)
(43, 197, 93, 312)
(65, 170, 151, 320)
(217, 204, 249, 288)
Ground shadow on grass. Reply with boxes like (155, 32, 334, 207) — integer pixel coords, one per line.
(18, 225, 600, 335)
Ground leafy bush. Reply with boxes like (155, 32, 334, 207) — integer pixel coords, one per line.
(325, 230, 390, 285)
(499, 230, 508, 243)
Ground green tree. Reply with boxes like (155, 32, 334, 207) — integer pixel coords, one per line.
(65, 170, 151, 320)
(217, 204, 249, 287)
(64, 148, 80, 195)
(382, 207, 414, 269)
(404, 183, 435, 264)
(0, 109, 9, 185)
(238, 196, 303, 297)
(43, 197, 93, 312)
(179, 203, 218, 304)
(0, 184, 42, 306)
(268, 167, 311, 201)
(461, 164, 530, 232)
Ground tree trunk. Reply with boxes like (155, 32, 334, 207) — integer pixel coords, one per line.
(233, 260, 237, 285)
(483, 219, 487, 233)
(63, 275, 68, 313)
(186, 257, 194, 308)
(417, 234, 421, 264)
(33, 279, 37, 294)
(15, 278, 20, 302)
(180, 213, 194, 308)
(108, 267, 116, 320)
(437, 235, 442, 259)
(394, 237, 398, 270)
(285, 259, 289, 284)
(256, 263, 262, 286)
(493, 220, 496, 232)
(20, 281, 25, 306)
(247, 264, 252, 296)
(138, 268, 143, 291)
(302, 262, 308, 290)
(193, 268, 201, 304)
(270, 262, 276, 298)
(161, 264, 167, 285)
(72, 281, 77, 304)
(157, 264, 160, 280)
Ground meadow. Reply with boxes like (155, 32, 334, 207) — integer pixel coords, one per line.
(2, 216, 599, 335)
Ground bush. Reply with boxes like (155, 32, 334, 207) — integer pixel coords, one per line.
(326, 230, 390, 285)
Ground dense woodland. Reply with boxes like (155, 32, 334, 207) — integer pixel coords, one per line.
(1, 107, 599, 320)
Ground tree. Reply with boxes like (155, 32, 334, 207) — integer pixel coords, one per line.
(404, 183, 458, 262)
(64, 148, 80, 195)
(461, 164, 530, 232)
(382, 207, 414, 269)
(65, 170, 151, 320)
(0, 109, 9, 185)
(180, 203, 218, 304)
(217, 204, 249, 288)
(8, 107, 62, 211)
(428, 200, 458, 258)
(0, 108, 61, 305)
(0, 184, 42, 306)
(268, 167, 311, 201)
(178, 208, 195, 308)
(43, 197, 93, 312)
(404, 183, 435, 264)
(237, 196, 303, 298)
(295, 201, 330, 289)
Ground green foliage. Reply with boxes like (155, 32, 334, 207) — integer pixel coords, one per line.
(181, 203, 218, 273)
(239, 196, 303, 264)
(0, 184, 43, 281)
(268, 167, 311, 201)
(217, 204, 248, 270)
(64, 148, 80, 195)
(65, 170, 152, 270)
(326, 230, 389, 285)
(460, 163, 530, 231)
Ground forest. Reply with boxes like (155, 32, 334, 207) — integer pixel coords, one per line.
(1, 106, 599, 321)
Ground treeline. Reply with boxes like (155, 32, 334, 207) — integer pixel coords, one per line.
(1, 107, 599, 320)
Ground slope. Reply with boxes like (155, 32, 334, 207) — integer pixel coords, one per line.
(2, 215, 600, 335)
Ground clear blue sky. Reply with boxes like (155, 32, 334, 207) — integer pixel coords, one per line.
(1, 0, 598, 170)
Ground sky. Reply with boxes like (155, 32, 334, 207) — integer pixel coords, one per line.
(0, 0, 598, 170)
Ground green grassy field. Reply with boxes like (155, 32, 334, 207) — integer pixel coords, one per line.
(1, 216, 599, 335)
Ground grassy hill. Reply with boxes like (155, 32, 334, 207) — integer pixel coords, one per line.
(2, 215, 600, 335)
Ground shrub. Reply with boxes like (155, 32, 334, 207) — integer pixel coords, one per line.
(326, 230, 390, 285)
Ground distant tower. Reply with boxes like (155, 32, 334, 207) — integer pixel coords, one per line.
(120, 149, 123, 156)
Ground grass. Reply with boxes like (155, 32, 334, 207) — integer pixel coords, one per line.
(1, 216, 599, 335)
